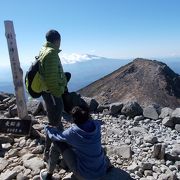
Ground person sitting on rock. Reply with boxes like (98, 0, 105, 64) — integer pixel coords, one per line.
(40, 106, 111, 180)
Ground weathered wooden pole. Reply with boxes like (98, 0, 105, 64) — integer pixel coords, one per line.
(4, 20, 28, 120)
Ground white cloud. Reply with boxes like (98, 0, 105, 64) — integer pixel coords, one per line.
(90, 49, 96, 53)
(0, 53, 102, 69)
(169, 52, 180, 57)
(61, 53, 101, 64)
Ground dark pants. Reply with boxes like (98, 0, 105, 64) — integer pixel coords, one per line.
(48, 142, 86, 180)
(48, 142, 113, 180)
(42, 92, 64, 154)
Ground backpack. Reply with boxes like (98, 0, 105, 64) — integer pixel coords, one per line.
(62, 92, 88, 113)
(25, 57, 43, 98)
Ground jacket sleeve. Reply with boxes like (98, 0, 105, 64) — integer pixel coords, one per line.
(43, 50, 67, 97)
(45, 126, 73, 144)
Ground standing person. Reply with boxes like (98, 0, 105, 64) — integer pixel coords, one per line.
(38, 29, 67, 161)
(40, 106, 111, 180)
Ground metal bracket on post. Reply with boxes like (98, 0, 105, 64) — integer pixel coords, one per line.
(2, 20, 32, 136)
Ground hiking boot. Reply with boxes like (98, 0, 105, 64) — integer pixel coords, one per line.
(40, 169, 53, 180)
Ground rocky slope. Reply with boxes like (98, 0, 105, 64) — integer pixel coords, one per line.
(0, 93, 180, 179)
(78, 58, 180, 109)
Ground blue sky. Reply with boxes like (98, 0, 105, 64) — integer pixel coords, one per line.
(0, 0, 180, 68)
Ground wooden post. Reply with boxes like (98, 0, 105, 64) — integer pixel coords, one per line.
(4, 20, 28, 120)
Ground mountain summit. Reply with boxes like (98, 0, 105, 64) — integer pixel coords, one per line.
(78, 58, 180, 108)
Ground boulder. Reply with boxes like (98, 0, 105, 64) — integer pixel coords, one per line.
(121, 101, 143, 118)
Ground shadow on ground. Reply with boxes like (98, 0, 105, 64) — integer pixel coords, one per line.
(63, 167, 134, 180)
(102, 167, 134, 180)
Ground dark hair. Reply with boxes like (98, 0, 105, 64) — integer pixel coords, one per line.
(65, 72, 71, 83)
(71, 106, 89, 125)
(46, 30, 61, 43)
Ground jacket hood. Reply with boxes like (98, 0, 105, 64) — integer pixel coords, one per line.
(44, 42, 61, 53)
(72, 120, 101, 143)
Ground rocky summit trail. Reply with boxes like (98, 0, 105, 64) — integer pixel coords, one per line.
(0, 92, 180, 179)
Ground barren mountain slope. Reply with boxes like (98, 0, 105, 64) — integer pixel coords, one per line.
(78, 58, 180, 108)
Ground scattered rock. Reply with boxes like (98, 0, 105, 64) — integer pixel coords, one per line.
(0, 158, 8, 172)
(109, 102, 123, 116)
(121, 101, 143, 118)
(27, 99, 44, 116)
(0, 169, 18, 180)
(143, 106, 159, 120)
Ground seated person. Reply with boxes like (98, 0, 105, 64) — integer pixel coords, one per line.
(40, 106, 111, 180)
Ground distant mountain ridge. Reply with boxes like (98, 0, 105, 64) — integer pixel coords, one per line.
(78, 58, 180, 108)
(1, 57, 180, 95)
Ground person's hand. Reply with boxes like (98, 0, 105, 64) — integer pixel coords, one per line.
(44, 125, 55, 133)
(46, 125, 56, 128)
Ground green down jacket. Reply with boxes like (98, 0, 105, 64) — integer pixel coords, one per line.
(38, 42, 67, 97)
